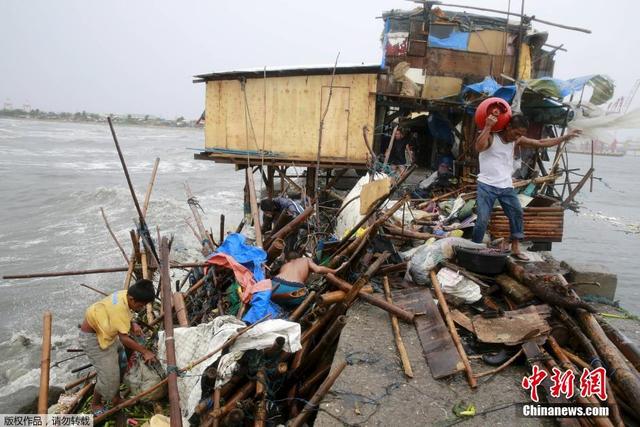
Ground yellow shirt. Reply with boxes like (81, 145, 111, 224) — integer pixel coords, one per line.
(85, 290, 132, 349)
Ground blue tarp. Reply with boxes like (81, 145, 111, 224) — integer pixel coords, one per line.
(428, 31, 470, 51)
(461, 77, 516, 102)
(210, 233, 282, 324)
(212, 233, 267, 281)
(243, 288, 283, 324)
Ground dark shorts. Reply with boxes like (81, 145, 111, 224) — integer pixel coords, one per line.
(271, 276, 307, 306)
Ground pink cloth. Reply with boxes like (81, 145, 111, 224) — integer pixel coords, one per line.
(206, 254, 271, 303)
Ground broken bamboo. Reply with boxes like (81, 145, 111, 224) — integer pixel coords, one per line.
(596, 315, 640, 372)
(100, 207, 129, 264)
(430, 270, 477, 388)
(263, 205, 314, 250)
(246, 168, 263, 248)
(383, 276, 413, 378)
(326, 273, 414, 323)
(160, 237, 182, 426)
(576, 309, 640, 404)
(288, 360, 348, 427)
(38, 311, 52, 415)
(185, 182, 215, 254)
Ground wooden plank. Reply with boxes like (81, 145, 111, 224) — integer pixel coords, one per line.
(393, 287, 465, 379)
(359, 178, 391, 215)
(408, 39, 428, 57)
(421, 76, 463, 99)
(204, 73, 376, 163)
(450, 309, 475, 333)
(467, 30, 508, 55)
(193, 153, 368, 169)
(426, 48, 493, 79)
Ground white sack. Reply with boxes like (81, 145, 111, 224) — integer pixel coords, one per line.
(158, 316, 301, 419)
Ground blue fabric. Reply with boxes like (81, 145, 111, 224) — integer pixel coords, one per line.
(428, 31, 469, 51)
(472, 182, 524, 243)
(427, 113, 454, 144)
(381, 18, 391, 68)
(212, 233, 267, 281)
(462, 77, 516, 102)
(242, 288, 283, 324)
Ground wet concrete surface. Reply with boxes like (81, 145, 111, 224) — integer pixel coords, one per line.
(315, 301, 553, 427)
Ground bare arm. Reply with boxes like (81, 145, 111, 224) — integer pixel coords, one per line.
(119, 333, 156, 362)
(475, 115, 498, 153)
(307, 259, 348, 275)
(517, 129, 582, 148)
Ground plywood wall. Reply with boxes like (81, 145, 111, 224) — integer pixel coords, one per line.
(204, 73, 378, 163)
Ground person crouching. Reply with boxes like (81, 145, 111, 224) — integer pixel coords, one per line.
(79, 279, 157, 415)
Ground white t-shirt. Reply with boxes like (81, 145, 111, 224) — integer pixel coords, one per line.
(477, 133, 515, 189)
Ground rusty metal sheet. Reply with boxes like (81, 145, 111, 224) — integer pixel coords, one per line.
(472, 311, 550, 345)
(394, 287, 464, 379)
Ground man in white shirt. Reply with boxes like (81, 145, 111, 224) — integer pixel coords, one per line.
(472, 113, 581, 259)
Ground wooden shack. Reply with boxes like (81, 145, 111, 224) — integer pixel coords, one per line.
(193, 65, 380, 169)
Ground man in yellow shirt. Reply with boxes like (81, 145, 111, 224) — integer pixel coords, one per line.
(79, 279, 157, 415)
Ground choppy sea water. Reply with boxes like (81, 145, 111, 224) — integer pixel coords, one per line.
(0, 118, 638, 408)
(0, 118, 244, 407)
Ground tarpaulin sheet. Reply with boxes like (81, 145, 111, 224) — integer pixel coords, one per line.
(157, 316, 301, 419)
(213, 233, 266, 281)
(428, 31, 470, 51)
(526, 75, 615, 105)
(462, 76, 516, 102)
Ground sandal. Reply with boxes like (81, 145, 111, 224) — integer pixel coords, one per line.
(92, 406, 108, 417)
(512, 252, 529, 261)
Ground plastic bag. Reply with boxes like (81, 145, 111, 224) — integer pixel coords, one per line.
(124, 355, 166, 401)
(437, 267, 482, 303)
(406, 237, 484, 285)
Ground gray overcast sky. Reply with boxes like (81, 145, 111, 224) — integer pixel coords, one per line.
(1, 0, 639, 119)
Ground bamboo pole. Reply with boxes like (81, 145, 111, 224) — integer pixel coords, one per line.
(576, 309, 640, 404)
(430, 270, 477, 388)
(288, 360, 348, 427)
(326, 273, 414, 323)
(100, 208, 129, 264)
(246, 169, 263, 247)
(38, 311, 52, 415)
(383, 276, 413, 378)
(318, 290, 346, 306)
(298, 365, 332, 396)
(263, 206, 314, 250)
(142, 157, 160, 217)
(173, 292, 189, 327)
(219, 214, 225, 244)
(288, 290, 317, 322)
(385, 224, 438, 241)
(2, 262, 208, 280)
(548, 337, 623, 427)
(63, 382, 94, 414)
(141, 249, 154, 323)
(80, 283, 108, 296)
(211, 388, 221, 427)
(64, 372, 96, 391)
(185, 182, 215, 254)
(596, 315, 640, 372)
(159, 237, 182, 426)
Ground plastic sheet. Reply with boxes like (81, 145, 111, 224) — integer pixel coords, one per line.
(157, 316, 301, 419)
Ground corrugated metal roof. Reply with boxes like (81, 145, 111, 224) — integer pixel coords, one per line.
(193, 64, 381, 83)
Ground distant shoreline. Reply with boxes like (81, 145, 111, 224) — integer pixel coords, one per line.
(0, 109, 202, 129)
